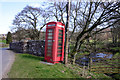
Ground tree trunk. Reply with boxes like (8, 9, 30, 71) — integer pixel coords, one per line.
(65, 0, 70, 65)
(39, 30, 41, 40)
(72, 52, 77, 64)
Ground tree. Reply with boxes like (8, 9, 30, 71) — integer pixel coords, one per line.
(6, 32, 12, 44)
(46, 2, 67, 24)
(111, 21, 120, 44)
(68, 2, 120, 64)
(12, 5, 48, 40)
(12, 27, 30, 41)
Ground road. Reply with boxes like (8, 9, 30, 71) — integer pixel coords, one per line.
(0, 47, 15, 79)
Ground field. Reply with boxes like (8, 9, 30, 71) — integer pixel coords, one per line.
(0, 39, 6, 43)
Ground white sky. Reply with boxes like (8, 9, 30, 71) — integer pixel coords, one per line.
(0, 0, 52, 34)
(0, 0, 117, 34)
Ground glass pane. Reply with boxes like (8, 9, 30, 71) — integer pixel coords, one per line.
(48, 33, 53, 35)
(47, 51, 51, 53)
(47, 51, 51, 54)
(58, 50, 62, 53)
(47, 53, 51, 57)
(58, 40, 62, 43)
(58, 43, 62, 46)
(59, 30, 63, 33)
(48, 29, 53, 32)
(48, 43, 52, 46)
(58, 47, 62, 49)
(48, 40, 52, 42)
(47, 47, 52, 49)
(59, 33, 63, 36)
(48, 36, 53, 39)
(57, 54, 62, 57)
(58, 37, 63, 39)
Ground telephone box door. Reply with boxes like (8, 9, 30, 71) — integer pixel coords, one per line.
(45, 28, 54, 62)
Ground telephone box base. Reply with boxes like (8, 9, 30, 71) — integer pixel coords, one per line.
(45, 60, 59, 64)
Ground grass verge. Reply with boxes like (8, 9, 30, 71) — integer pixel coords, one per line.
(8, 53, 112, 79)
(8, 54, 81, 78)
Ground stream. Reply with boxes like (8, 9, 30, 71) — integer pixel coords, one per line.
(76, 52, 113, 66)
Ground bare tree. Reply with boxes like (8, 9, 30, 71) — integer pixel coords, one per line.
(12, 5, 49, 40)
(12, 28, 29, 41)
(46, 2, 67, 24)
(68, 2, 120, 64)
(111, 21, 120, 44)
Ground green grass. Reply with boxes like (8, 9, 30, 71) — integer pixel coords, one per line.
(67, 64, 112, 79)
(110, 47, 120, 51)
(112, 73, 120, 80)
(0, 39, 9, 48)
(0, 39, 6, 43)
(8, 53, 112, 79)
(8, 54, 82, 78)
(113, 52, 120, 58)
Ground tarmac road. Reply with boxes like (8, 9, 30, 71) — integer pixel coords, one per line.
(0, 47, 15, 79)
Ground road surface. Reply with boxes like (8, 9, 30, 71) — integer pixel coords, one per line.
(0, 47, 15, 79)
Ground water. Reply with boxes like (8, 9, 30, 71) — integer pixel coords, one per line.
(90, 53, 113, 58)
(76, 53, 113, 66)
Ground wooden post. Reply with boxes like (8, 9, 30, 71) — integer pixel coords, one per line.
(88, 63, 89, 70)
(65, 0, 70, 65)
(82, 66, 85, 77)
(90, 57, 93, 71)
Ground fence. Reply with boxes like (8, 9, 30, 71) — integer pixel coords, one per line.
(89, 57, 120, 73)
(76, 56, 120, 73)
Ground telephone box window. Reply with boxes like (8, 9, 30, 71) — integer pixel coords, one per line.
(48, 43, 52, 46)
(58, 47, 62, 49)
(57, 54, 62, 57)
(58, 43, 62, 46)
(48, 29, 53, 32)
(59, 33, 63, 36)
(48, 40, 52, 42)
(58, 50, 62, 53)
(47, 53, 52, 57)
(59, 30, 63, 33)
(58, 37, 63, 39)
(47, 47, 52, 49)
(47, 50, 52, 53)
(48, 33, 53, 35)
(48, 36, 53, 39)
(58, 40, 62, 43)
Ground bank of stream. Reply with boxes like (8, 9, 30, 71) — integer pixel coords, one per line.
(75, 52, 119, 80)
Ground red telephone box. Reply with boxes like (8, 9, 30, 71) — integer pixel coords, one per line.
(45, 22, 65, 64)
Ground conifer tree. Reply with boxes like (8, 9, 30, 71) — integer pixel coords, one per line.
(6, 32, 12, 44)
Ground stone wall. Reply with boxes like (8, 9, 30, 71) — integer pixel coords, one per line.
(10, 40, 45, 56)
